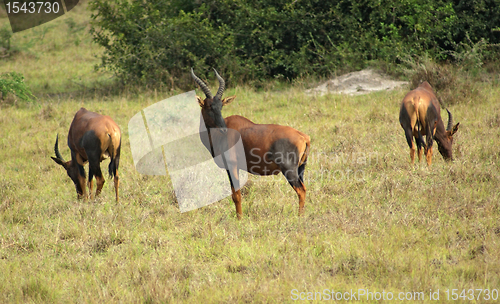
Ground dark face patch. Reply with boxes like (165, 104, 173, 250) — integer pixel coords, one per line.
(67, 164, 85, 195)
(202, 97, 227, 130)
(436, 139, 452, 160)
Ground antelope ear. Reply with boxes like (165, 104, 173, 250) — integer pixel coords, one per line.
(451, 122, 460, 135)
(196, 95, 205, 108)
(222, 95, 236, 106)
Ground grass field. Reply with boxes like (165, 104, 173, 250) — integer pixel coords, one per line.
(1, 2, 500, 303)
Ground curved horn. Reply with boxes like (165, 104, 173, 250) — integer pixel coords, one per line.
(446, 109, 453, 131)
(191, 68, 213, 99)
(213, 68, 225, 100)
(54, 134, 65, 161)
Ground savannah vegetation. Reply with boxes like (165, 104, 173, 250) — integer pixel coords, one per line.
(1, 0, 500, 303)
(88, 0, 500, 86)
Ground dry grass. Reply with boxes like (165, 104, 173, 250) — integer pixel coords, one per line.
(1, 3, 500, 303)
(0, 84, 499, 303)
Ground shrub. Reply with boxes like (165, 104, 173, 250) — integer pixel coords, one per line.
(0, 72, 35, 103)
(88, 0, 500, 86)
(399, 54, 481, 106)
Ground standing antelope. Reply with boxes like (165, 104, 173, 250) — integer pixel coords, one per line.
(191, 69, 310, 219)
(51, 108, 121, 201)
(399, 81, 460, 166)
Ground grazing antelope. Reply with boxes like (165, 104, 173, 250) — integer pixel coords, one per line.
(51, 108, 121, 201)
(191, 68, 310, 219)
(399, 81, 460, 166)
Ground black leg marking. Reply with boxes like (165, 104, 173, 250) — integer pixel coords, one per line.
(298, 163, 306, 184)
(108, 142, 121, 178)
(83, 133, 104, 181)
(88, 166, 94, 184)
(77, 163, 86, 178)
(404, 128, 413, 149)
(414, 121, 426, 150)
(226, 169, 241, 190)
(282, 166, 302, 189)
(81, 131, 104, 196)
(425, 120, 434, 149)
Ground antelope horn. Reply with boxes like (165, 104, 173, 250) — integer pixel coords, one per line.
(54, 134, 65, 161)
(446, 109, 453, 131)
(191, 68, 213, 99)
(213, 68, 225, 100)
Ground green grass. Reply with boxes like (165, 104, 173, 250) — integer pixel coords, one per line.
(0, 0, 110, 96)
(1, 2, 500, 303)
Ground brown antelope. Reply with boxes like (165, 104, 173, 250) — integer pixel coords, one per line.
(399, 81, 460, 166)
(191, 68, 310, 219)
(51, 108, 121, 201)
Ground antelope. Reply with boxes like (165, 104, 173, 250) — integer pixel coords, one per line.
(191, 68, 310, 219)
(399, 81, 460, 166)
(51, 108, 121, 201)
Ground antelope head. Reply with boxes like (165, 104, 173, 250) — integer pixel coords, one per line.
(191, 68, 236, 132)
(51, 135, 84, 196)
(436, 109, 460, 160)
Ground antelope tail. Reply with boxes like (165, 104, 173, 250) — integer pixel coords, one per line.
(411, 96, 421, 131)
(107, 133, 121, 178)
(411, 96, 426, 148)
(299, 139, 310, 166)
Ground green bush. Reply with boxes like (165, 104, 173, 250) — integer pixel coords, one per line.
(88, 0, 500, 86)
(0, 72, 35, 103)
(89, 1, 232, 87)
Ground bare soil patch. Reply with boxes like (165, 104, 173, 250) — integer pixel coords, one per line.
(306, 69, 408, 96)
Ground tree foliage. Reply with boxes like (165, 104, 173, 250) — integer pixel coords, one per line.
(89, 0, 500, 86)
